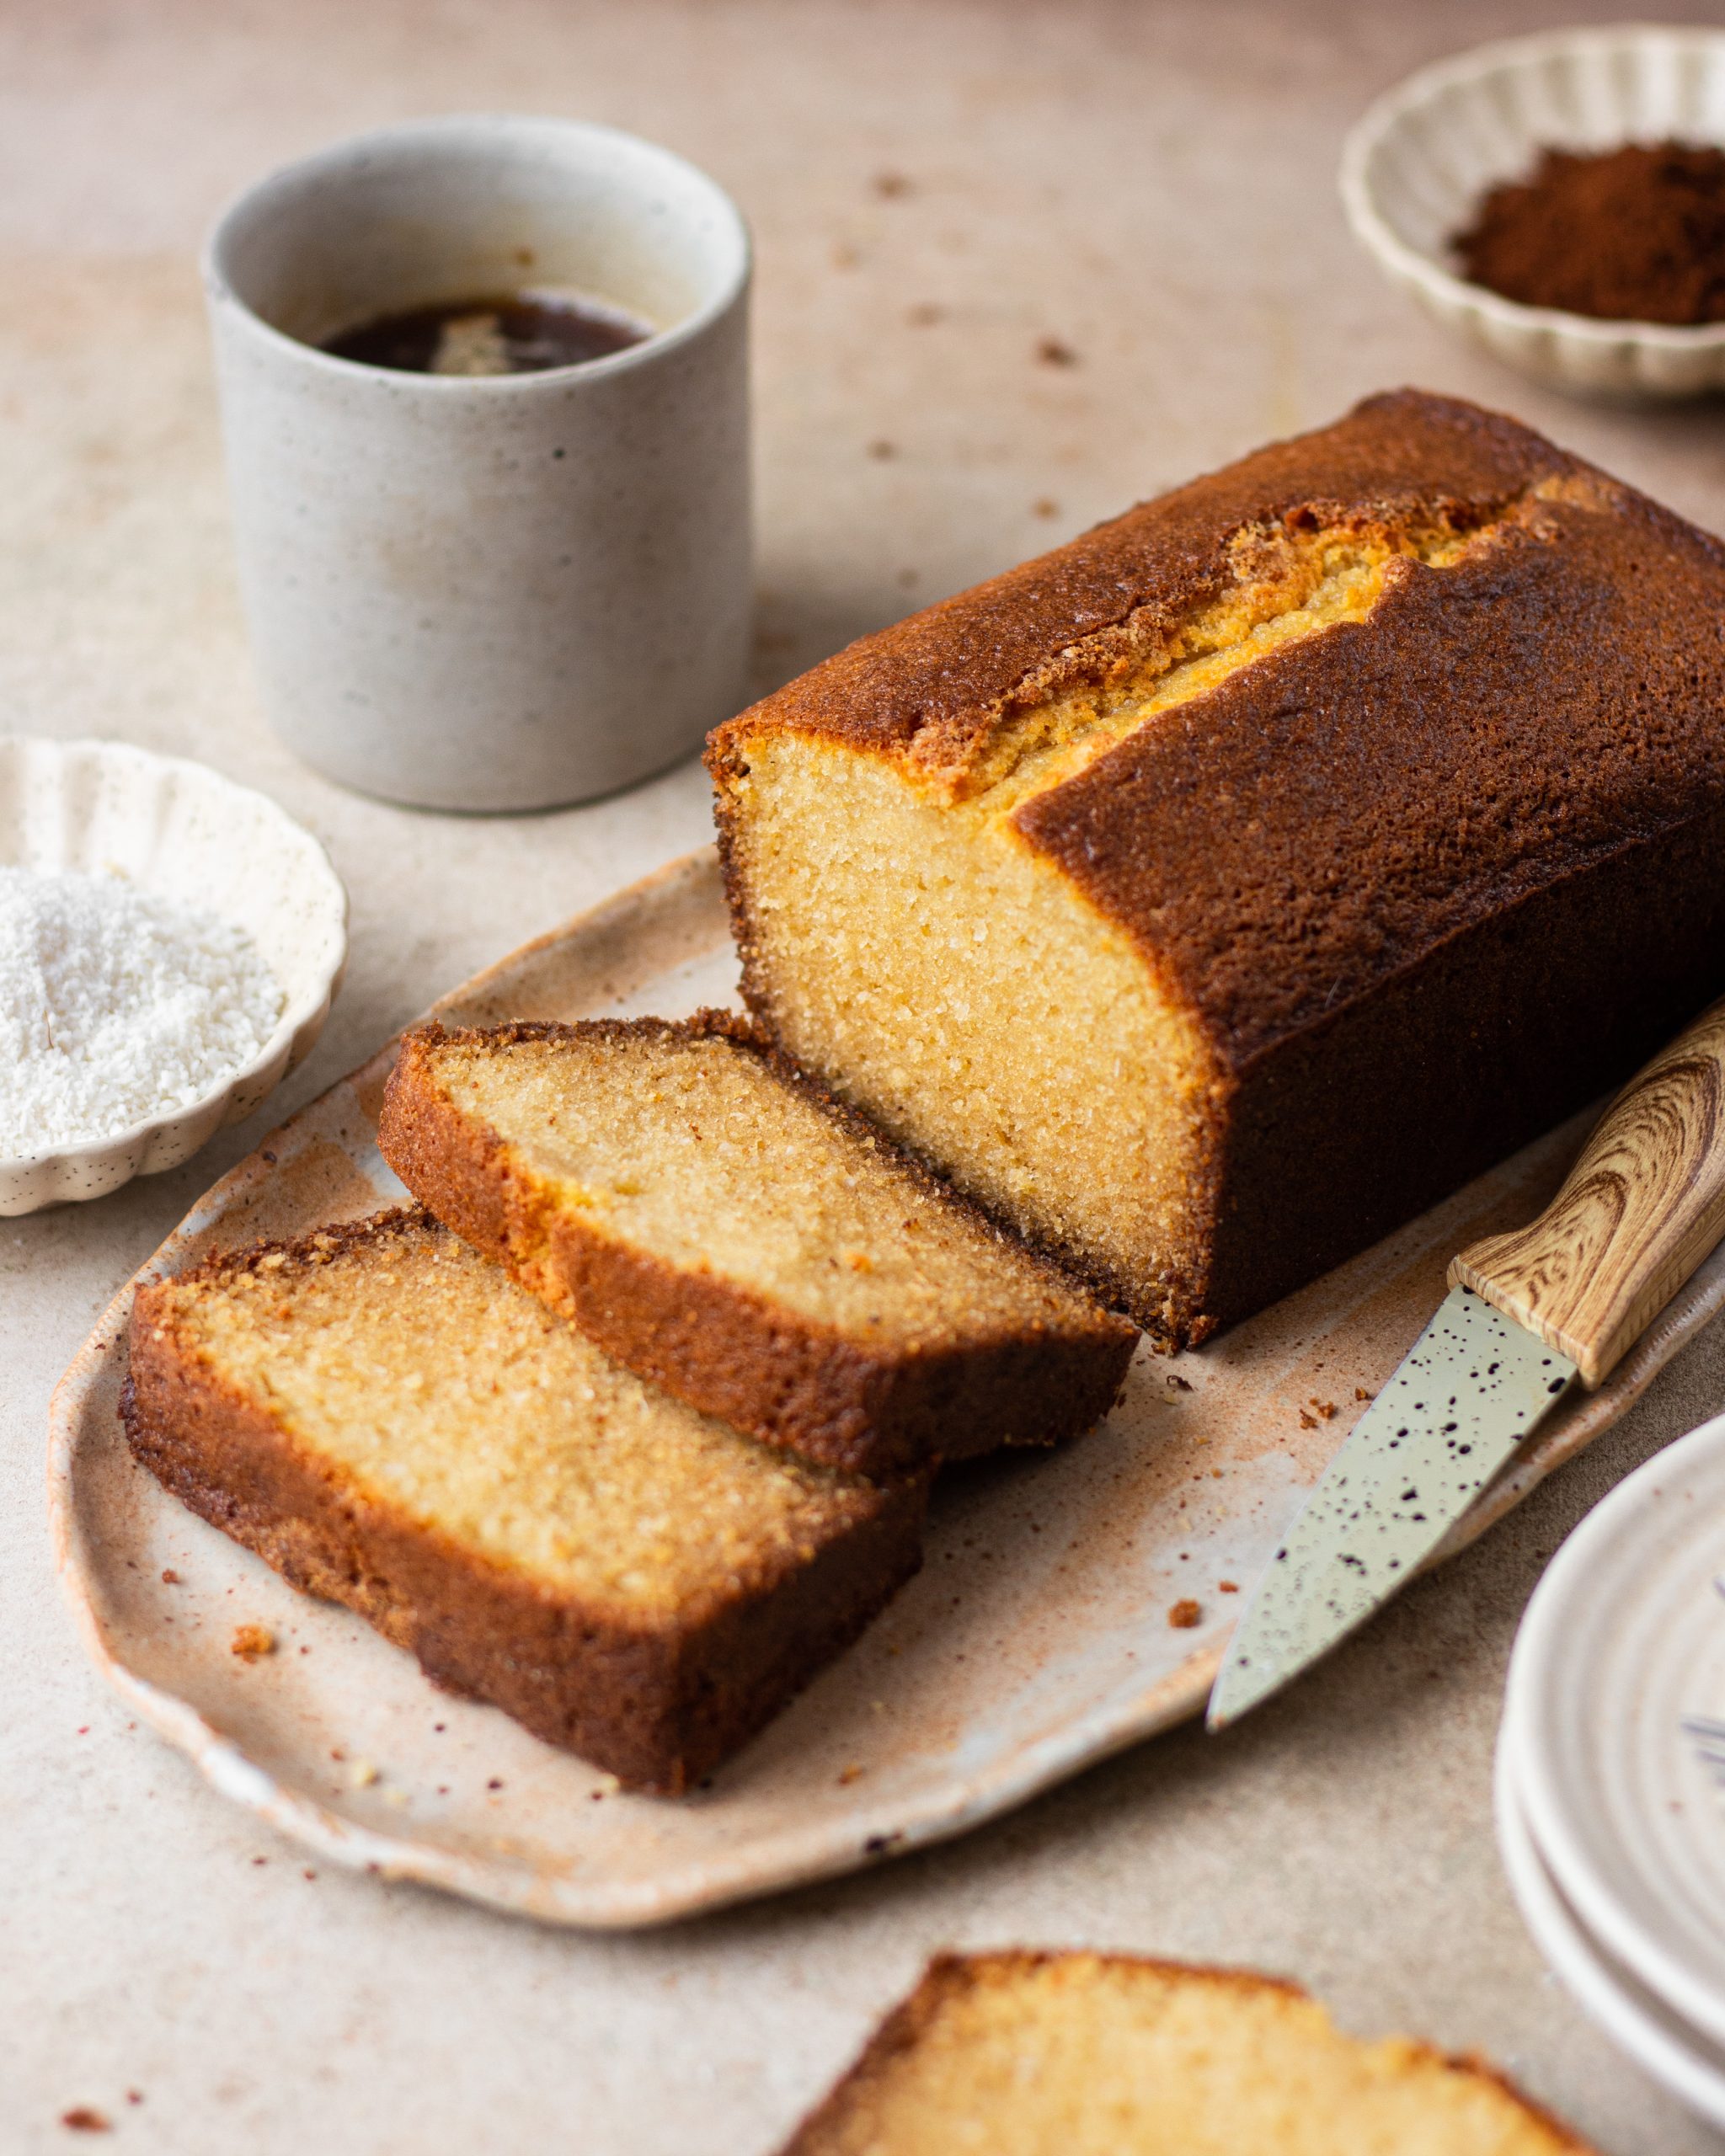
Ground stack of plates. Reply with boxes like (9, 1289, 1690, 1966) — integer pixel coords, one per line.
(1497, 1410, 1725, 2127)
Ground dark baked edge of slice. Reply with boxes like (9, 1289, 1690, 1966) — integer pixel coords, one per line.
(122, 1209, 927, 1794)
(379, 1015, 1136, 1476)
(772, 1949, 1598, 2154)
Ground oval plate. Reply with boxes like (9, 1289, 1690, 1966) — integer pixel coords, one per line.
(47, 846, 1725, 1928)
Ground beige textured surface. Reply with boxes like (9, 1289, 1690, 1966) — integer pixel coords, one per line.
(8, 1, 1725, 2149)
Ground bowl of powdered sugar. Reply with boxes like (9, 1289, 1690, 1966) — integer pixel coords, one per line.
(1, 738, 347, 1214)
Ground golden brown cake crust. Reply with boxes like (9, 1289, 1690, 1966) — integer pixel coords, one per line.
(709, 389, 1625, 792)
(775, 1950, 1597, 2154)
(379, 1015, 1135, 1476)
(122, 1209, 927, 1794)
(710, 390, 1725, 1339)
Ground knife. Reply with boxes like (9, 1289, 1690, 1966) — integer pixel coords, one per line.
(1207, 995, 1725, 1731)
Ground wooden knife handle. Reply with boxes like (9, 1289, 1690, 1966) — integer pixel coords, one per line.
(1450, 998, 1725, 1390)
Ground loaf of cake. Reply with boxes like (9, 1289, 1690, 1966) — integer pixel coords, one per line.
(378, 1016, 1135, 1476)
(122, 1209, 926, 1791)
(710, 389, 1725, 1343)
(776, 1951, 1591, 2153)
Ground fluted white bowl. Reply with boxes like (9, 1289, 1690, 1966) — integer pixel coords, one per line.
(0, 739, 347, 1214)
(1342, 25, 1725, 399)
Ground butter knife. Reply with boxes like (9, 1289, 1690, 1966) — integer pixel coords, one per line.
(1207, 995, 1725, 1731)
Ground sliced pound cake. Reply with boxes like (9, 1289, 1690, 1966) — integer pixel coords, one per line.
(378, 1016, 1135, 1476)
(711, 390, 1725, 1346)
(777, 1951, 1592, 2154)
(122, 1209, 926, 1792)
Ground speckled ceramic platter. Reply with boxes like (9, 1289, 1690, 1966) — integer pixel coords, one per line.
(47, 846, 1725, 1928)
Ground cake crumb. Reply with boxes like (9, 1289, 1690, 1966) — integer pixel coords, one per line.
(1309, 1398, 1337, 1420)
(230, 1624, 274, 1661)
(1355, 1386, 1373, 1401)
(350, 1759, 379, 1788)
(837, 1764, 865, 1786)
(60, 2110, 109, 2133)
(1297, 1409, 1318, 1430)
(1219, 1579, 1239, 1593)
(1167, 1598, 1202, 1629)
(160, 1568, 179, 1585)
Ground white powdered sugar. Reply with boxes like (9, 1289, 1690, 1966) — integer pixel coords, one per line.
(0, 865, 283, 1157)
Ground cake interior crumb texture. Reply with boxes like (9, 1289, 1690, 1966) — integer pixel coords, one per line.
(137, 1214, 889, 1624)
(717, 519, 1482, 1336)
(723, 730, 1214, 1336)
(713, 389, 1725, 1342)
(777, 1951, 1590, 2154)
(425, 1021, 1111, 1348)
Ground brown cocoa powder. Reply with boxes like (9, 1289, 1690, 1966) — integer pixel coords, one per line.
(1453, 140, 1725, 324)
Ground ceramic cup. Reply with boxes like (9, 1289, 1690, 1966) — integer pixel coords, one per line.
(204, 115, 752, 812)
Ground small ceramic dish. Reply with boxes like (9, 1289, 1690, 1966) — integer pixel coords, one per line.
(48, 849, 1725, 1928)
(0, 738, 347, 1214)
(1341, 25, 1725, 399)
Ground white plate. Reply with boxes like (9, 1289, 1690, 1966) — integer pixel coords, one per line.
(48, 849, 1725, 1929)
(1506, 1409, 1725, 2052)
(1494, 1737, 1725, 2129)
(0, 737, 349, 1213)
(1341, 26, 1725, 399)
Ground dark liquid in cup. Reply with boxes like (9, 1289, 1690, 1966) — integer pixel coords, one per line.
(323, 291, 650, 375)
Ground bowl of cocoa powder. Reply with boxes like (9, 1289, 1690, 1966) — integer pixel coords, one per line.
(1342, 25, 1725, 399)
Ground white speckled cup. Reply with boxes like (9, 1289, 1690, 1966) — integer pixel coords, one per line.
(205, 115, 751, 811)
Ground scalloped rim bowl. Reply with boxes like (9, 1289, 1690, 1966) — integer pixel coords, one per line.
(1, 739, 348, 1214)
(1341, 25, 1725, 400)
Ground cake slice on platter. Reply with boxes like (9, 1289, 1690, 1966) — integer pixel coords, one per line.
(122, 1208, 927, 1793)
(380, 1015, 1135, 1477)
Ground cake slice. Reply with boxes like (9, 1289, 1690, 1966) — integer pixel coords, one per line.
(777, 1951, 1592, 2153)
(710, 389, 1725, 1346)
(378, 1016, 1135, 1476)
(122, 1208, 926, 1792)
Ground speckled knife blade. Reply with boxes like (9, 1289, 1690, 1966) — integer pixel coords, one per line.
(1206, 1286, 1576, 1730)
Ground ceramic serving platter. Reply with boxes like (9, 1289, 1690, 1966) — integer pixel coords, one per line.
(47, 846, 1725, 1929)
(1, 737, 348, 1214)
